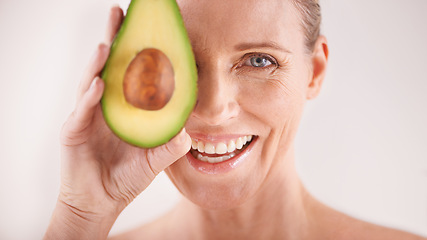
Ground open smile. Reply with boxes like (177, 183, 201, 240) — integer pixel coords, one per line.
(186, 135, 258, 174)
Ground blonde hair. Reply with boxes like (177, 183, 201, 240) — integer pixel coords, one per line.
(291, 0, 321, 52)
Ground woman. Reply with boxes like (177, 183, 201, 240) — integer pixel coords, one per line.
(44, 0, 426, 239)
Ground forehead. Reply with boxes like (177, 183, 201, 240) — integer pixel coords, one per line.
(177, 0, 303, 53)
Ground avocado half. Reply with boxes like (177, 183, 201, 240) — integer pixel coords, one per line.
(101, 0, 197, 148)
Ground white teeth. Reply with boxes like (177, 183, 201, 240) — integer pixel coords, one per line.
(227, 140, 236, 153)
(195, 151, 238, 163)
(216, 142, 228, 154)
(236, 137, 243, 149)
(205, 143, 215, 154)
(197, 141, 205, 153)
(210, 156, 221, 163)
(191, 135, 254, 163)
(191, 140, 198, 150)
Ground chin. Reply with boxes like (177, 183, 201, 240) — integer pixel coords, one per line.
(165, 136, 273, 210)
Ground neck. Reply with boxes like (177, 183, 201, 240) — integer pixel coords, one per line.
(174, 146, 313, 240)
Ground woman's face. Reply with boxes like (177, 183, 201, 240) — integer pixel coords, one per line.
(165, 0, 324, 209)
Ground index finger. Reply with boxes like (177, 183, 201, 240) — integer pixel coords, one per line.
(76, 6, 124, 102)
(105, 5, 124, 45)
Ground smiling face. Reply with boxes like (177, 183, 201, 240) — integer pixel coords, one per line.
(165, 0, 326, 209)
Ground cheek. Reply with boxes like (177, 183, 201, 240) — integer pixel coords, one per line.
(237, 70, 308, 166)
(238, 71, 306, 125)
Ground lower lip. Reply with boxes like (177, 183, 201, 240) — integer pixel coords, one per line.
(186, 137, 257, 175)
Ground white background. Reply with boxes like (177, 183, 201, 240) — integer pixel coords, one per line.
(0, 0, 426, 239)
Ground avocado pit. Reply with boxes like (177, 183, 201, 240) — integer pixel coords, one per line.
(123, 48, 175, 110)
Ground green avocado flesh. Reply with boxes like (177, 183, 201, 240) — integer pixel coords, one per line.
(101, 0, 197, 148)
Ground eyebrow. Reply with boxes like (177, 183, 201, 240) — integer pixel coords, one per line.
(234, 41, 293, 54)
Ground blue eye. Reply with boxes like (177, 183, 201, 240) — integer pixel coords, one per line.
(251, 57, 270, 67)
(244, 54, 274, 68)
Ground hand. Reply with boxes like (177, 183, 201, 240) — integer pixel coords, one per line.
(45, 6, 191, 239)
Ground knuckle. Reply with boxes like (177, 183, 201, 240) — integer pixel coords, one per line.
(164, 142, 180, 157)
(59, 111, 90, 146)
(59, 111, 74, 135)
(145, 150, 162, 176)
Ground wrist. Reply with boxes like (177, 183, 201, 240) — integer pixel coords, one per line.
(44, 199, 120, 240)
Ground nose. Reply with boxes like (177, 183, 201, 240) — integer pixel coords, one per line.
(191, 66, 240, 126)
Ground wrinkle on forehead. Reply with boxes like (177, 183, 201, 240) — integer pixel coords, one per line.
(177, 0, 303, 54)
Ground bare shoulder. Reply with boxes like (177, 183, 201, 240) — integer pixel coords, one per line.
(339, 216, 426, 240)
(311, 202, 427, 240)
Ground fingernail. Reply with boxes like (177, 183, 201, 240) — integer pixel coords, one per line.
(179, 128, 187, 142)
(112, 4, 121, 11)
(90, 77, 98, 90)
(99, 43, 107, 53)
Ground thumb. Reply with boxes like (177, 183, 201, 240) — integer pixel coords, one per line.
(146, 128, 191, 175)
